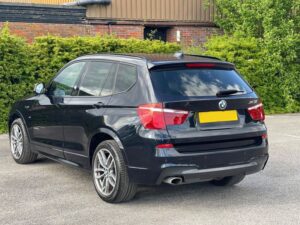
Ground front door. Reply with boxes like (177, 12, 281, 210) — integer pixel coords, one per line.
(28, 61, 87, 158)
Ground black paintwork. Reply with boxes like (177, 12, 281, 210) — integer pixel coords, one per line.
(8, 54, 269, 185)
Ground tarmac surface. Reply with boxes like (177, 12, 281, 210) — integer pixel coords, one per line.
(1, 114, 300, 225)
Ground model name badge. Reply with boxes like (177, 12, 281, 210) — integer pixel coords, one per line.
(249, 100, 258, 105)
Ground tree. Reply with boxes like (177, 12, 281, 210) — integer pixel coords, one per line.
(201, 0, 300, 113)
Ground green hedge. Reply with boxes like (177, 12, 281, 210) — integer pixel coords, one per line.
(186, 34, 300, 114)
(0, 26, 34, 134)
(206, 35, 300, 113)
(0, 26, 180, 133)
(206, 0, 300, 113)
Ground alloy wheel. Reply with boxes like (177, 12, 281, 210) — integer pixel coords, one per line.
(10, 124, 23, 159)
(93, 148, 117, 196)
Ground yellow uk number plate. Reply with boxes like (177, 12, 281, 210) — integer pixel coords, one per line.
(199, 110, 238, 123)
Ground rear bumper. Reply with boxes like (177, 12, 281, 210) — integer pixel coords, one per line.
(155, 154, 268, 184)
(127, 143, 269, 185)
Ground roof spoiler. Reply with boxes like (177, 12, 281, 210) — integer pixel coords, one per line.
(148, 62, 235, 70)
(173, 52, 222, 61)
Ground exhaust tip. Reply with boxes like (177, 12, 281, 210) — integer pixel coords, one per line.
(164, 177, 183, 185)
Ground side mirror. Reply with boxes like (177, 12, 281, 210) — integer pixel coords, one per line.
(34, 83, 45, 95)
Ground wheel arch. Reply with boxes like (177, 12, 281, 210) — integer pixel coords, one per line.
(88, 128, 127, 166)
(8, 110, 28, 134)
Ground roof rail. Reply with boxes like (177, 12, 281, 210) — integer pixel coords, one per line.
(76, 53, 148, 61)
(183, 53, 222, 61)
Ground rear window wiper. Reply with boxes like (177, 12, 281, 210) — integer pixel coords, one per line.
(216, 89, 245, 97)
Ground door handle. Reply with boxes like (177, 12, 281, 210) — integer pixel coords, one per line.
(93, 102, 104, 109)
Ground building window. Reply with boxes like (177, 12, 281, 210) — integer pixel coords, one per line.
(144, 27, 168, 42)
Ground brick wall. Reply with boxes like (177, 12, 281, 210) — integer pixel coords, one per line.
(167, 26, 222, 46)
(0, 22, 91, 42)
(92, 24, 144, 39)
(0, 22, 219, 46)
(0, 22, 145, 42)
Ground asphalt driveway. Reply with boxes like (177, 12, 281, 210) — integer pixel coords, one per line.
(1, 114, 300, 225)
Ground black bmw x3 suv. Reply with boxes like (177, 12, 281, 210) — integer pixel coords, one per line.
(8, 53, 269, 203)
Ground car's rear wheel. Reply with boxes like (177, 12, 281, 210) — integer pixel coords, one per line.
(10, 118, 38, 164)
(92, 140, 137, 203)
(210, 175, 245, 186)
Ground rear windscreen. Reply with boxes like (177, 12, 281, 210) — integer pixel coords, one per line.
(150, 69, 252, 98)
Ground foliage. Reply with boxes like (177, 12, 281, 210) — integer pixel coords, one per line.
(214, 0, 299, 38)
(0, 28, 180, 133)
(202, 35, 299, 113)
(188, 0, 300, 113)
(0, 25, 33, 133)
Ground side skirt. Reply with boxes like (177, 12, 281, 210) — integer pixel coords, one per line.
(37, 152, 90, 172)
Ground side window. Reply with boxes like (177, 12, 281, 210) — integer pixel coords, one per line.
(48, 62, 85, 97)
(78, 61, 113, 97)
(114, 64, 137, 94)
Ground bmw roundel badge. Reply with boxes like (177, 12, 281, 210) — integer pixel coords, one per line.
(218, 100, 227, 110)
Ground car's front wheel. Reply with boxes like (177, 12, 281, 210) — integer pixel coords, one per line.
(92, 140, 137, 203)
(10, 118, 38, 164)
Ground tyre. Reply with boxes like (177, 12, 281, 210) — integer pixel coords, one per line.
(92, 140, 137, 203)
(10, 118, 38, 164)
(210, 175, 245, 186)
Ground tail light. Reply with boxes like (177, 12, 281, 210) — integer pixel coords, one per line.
(137, 103, 188, 129)
(248, 103, 265, 122)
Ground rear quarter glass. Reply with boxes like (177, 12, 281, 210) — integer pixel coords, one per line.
(150, 67, 253, 100)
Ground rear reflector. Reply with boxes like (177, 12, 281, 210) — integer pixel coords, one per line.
(156, 143, 174, 149)
(137, 103, 188, 129)
(186, 63, 215, 68)
(248, 103, 265, 122)
(262, 133, 268, 139)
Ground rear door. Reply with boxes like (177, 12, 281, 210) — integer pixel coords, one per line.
(150, 63, 266, 153)
(62, 60, 116, 167)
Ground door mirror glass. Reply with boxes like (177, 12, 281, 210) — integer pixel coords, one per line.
(34, 83, 44, 95)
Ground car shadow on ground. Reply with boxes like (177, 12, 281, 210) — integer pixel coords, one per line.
(23, 155, 298, 208)
(35, 157, 55, 164)
(32, 157, 239, 203)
